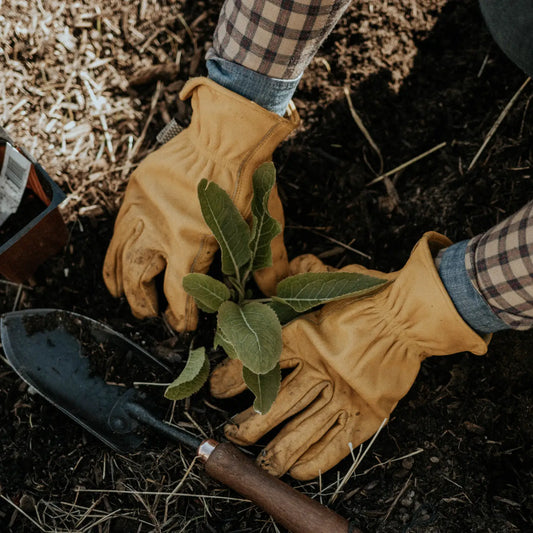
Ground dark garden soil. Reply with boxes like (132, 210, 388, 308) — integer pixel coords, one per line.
(1, 1, 533, 532)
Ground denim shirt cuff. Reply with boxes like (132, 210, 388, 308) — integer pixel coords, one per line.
(437, 240, 509, 334)
(206, 55, 301, 116)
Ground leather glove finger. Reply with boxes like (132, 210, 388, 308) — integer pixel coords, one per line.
(224, 363, 327, 445)
(253, 184, 289, 294)
(209, 358, 248, 398)
(103, 214, 140, 299)
(340, 262, 397, 280)
(287, 412, 381, 480)
(209, 352, 300, 398)
(289, 254, 337, 274)
(161, 234, 220, 332)
(104, 219, 163, 318)
(288, 253, 395, 279)
(162, 260, 200, 332)
(289, 253, 396, 279)
(164, 233, 219, 332)
(259, 384, 385, 480)
(255, 387, 340, 478)
(288, 421, 352, 480)
(121, 242, 166, 320)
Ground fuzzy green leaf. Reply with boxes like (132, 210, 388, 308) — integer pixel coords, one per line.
(198, 179, 251, 277)
(217, 301, 282, 374)
(183, 273, 231, 313)
(243, 364, 281, 415)
(268, 299, 301, 325)
(274, 272, 388, 313)
(164, 347, 210, 400)
(213, 328, 238, 359)
(249, 163, 281, 272)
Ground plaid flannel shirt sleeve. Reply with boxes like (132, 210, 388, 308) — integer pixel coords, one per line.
(207, 0, 352, 79)
(466, 201, 533, 330)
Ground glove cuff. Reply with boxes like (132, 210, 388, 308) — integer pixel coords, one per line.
(389, 231, 489, 356)
(179, 77, 299, 168)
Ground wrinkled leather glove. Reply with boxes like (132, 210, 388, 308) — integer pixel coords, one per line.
(210, 232, 489, 480)
(103, 78, 299, 331)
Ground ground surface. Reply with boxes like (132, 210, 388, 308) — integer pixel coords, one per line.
(1, 1, 533, 532)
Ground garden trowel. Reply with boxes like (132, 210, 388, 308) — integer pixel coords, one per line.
(0, 308, 355, 533)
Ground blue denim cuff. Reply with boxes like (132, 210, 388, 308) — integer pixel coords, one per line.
(438, 240, 510, 334)
(206, 56, 301, 116)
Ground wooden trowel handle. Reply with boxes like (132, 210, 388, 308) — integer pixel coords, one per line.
(199, 440, 356, 533)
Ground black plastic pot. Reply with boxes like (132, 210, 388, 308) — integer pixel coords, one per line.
(0, 139, 68, 283)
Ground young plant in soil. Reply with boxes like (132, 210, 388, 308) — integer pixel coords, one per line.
(164, 162, 387, 414)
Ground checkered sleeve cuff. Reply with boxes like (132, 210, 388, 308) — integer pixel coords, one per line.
(465, 201, 533, 330)
(207, 0, 352, 79)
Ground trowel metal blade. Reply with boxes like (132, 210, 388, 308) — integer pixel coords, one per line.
(0, 309, 164, 452)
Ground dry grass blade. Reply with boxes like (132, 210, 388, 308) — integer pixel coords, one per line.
(41, 500, 141, 532)
(11, 283, 24, 311)
(359, 447, 424, 477)
(176, 13, 197, 51)
(183, 411, 209, 439)
(315, 447, 424, 502)
(78, 508, 124, 532)
(468, 76, 531, 171)
(74, 495, 105, 529)
(0, 495, 49, 533)
(75, 488, 249, 501)
(298, 227, 372, 260)
(328, 418, 387, 504)
(132, 492, 162, 533)
(382, 473, 412, 523)
(367, 141, 447, 186)
(0, 279, 33, 290)
(344, 86, 384, 174)
(164, 456, 200, 523)
(122, 81, 163, 178)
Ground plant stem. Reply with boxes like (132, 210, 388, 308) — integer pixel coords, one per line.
(244, 298, 272, 304)
(233, 266, 253, 304)
(228, 276, 246, 303)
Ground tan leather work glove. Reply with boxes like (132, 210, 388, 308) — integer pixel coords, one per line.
(210, 232, 489, 480)
(103, 78, 299, 331)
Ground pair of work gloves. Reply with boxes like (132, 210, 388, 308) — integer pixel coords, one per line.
(104, 78, 489, 480)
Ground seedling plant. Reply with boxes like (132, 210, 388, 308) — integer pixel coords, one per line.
(165, 163, 387, 414)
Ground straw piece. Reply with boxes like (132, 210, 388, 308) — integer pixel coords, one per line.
(344, 86, 384, 174)
(367, 141, 447, 186)
(468, 77, 531, 171)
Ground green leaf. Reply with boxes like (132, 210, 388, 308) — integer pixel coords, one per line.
(249, 163, 281, 272)
(213, 328, 238, 359)
(243, 364, 281, 415)
(274, 272, 388, 313)
(183, 273, 231, 313)
(217, 301, 282, 374)
(198, 179, 251, 277)
(268, 299, 301, 325)
(164, 347, 210, 400)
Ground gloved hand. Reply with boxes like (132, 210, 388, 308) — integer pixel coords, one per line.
(210, 232, 489, 480)
(103, 78, 299, 331)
